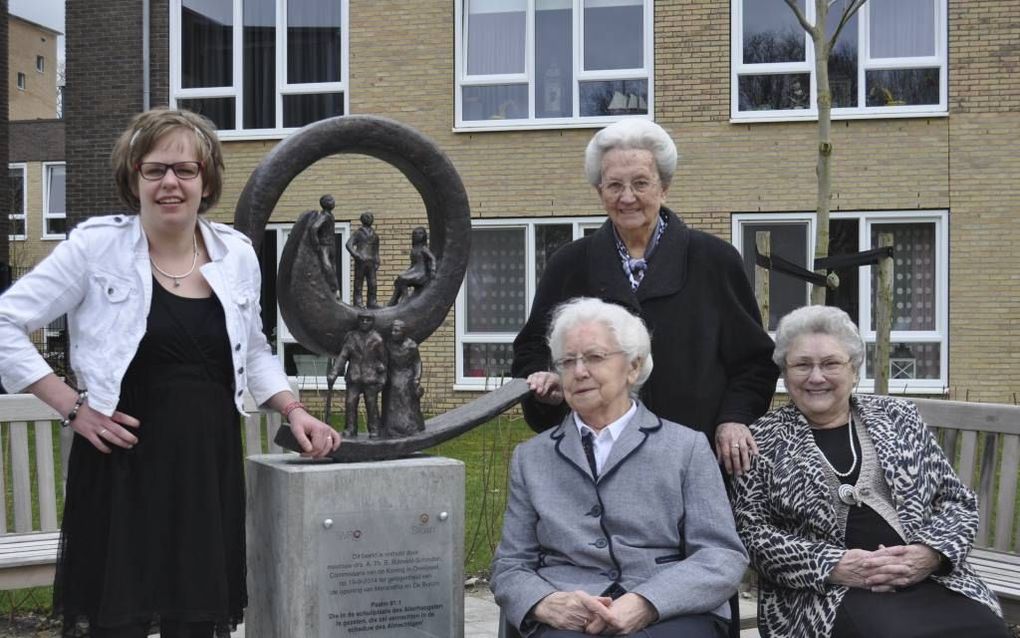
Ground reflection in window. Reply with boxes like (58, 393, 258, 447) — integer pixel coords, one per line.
(44, 164, 67, 238)
(462, 85, 529, 121)
(244, 0, 276, 129)
(865, 69, 940, 107)
(742, 0, 804, 64)
(738, 74, 810, 112)
(181, 0, 233, 88)
(580, 80, 648, 117)
(826, 3, 858, 108)
(739, 222, 809, 331)
(288, 0, 342, 83)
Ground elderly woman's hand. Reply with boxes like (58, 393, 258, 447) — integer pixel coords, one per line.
(715, 421, 758, 476)
(591, 593, 658, 635)
(863, 544, 942, 592)
(288, 409, 342, 459)
(828, 549, 875, 589)
(526, 371, 564, 405)
(531, 591, 611, 632)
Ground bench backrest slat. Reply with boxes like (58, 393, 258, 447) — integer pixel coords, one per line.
(995, 434, 1019, 552)
(9, 422, 33, 534)
(0, 426, 6, 534)
(975, 434, 998, 548)
(34, 421, 58, 531)
(957, 430, 978, 489)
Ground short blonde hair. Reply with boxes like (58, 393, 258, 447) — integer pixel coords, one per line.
(111, 108, 224, 213)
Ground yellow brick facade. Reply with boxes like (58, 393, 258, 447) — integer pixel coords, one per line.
(8, 15, 59, 121)
(8, 160, 63, 269)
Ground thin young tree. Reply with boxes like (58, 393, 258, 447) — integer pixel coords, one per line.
(782, 0, 867, 305)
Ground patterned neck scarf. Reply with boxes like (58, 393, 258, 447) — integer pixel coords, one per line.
(612, 212, 668, 290)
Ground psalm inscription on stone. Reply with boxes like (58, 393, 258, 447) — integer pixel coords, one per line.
(318, 508, 454, 636)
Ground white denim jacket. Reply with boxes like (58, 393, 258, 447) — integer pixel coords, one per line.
(0, 214, 290, 416)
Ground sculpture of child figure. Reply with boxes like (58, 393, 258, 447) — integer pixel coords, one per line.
(388, 226, 436, 306)
(381, 319, 425, 437)
(326, 313, 387, 438)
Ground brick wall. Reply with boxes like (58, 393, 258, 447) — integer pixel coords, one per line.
(8, 16, 58, 121)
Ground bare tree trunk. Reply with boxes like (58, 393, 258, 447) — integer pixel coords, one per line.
(810, 0, 833, 305)
(755, 231, 771, 330)
(874, 233, 894, 395)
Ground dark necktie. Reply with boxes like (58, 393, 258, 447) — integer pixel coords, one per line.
(581, 432, 598, 479)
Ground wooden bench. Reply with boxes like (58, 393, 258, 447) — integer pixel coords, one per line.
(914, 397, 1020, 623)
(0, 386, 292, 593)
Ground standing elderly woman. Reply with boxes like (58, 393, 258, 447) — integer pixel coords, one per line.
(731, 306, 1010, 638)
(493, 298, 748, 638)
(513, 119, 778, 476)
(0, 108, 339, 637)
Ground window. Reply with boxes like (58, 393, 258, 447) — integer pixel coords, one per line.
(9, 164, 27, 240)
(170, 0, 349, 137)
(260, 223, 351, 389)
(36, 55, 45, 73)
(732, 210, 948, 392)
(43, 162, 67, 239)
(16, 72, 26, 90)
(731, 0, 947, 121)
(455, 216, 603, 388)
(455, 0, 654, 130)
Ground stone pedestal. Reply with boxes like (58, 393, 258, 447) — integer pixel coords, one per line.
(246, 455, 465, 638)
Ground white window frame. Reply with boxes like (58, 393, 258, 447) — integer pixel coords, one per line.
(16, 72, 26, 90)
(42, 162, 66, 240)
(170, 0, 350, 140)
(9, 163, 27, 241)
(454, 0, 655, 132)
(454, 215, 603, 389)
(265, 222, 351, 390)
(732, 209, 949, 394)
(36, 55, 45, 73)
(730, 0, 948, 123)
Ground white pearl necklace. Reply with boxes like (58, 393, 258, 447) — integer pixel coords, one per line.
(150, 233, 199, 287)
(819, 413, 859, 479)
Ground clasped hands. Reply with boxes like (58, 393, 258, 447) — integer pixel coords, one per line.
(531, 590, 658, 635)
(830, 544, 943, 592)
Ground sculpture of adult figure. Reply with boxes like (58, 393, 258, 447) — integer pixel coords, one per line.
(345, 211, 380, 308)
(328, 313, 387, 438)
(513, 118, 779, 475)
(492, 298, 747, 638)
(0, 108, 339, 637)
(381, 319, 425, 437)
(388, 226, 436, 306)
(731, 305, 1010, 638)
(311, 195, 340, 297)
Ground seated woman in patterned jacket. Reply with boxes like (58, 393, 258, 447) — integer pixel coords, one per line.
(731, 305, 1009, 638)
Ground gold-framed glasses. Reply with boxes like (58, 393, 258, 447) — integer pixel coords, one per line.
(135, 161, 204, 181)
(785, 359, 851, 379)
(553, 350, 626, 373)
(599, 178, 658, 198)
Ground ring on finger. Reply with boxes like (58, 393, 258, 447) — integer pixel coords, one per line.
(99, 428, 108, 437)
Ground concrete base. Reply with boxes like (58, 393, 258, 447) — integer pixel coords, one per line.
(246, 454, 465, 638)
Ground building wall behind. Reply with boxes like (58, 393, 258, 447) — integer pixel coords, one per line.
(8, 16, 58, 120)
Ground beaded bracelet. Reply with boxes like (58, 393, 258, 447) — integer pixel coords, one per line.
(281, 400, 306, 420)
(60, 389, 88, 428)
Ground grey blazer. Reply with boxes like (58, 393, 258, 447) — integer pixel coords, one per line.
(490, 402, 748, 635)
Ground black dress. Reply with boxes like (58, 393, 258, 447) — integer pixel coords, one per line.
(812, 424, 1009, 638)
(55, 281, 245, 637)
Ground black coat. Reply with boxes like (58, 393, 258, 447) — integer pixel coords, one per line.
(511, 208, 779, 441)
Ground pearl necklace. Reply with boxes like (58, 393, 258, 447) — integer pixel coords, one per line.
(150, 233, 199, 288)
(819, 414, 858, 479)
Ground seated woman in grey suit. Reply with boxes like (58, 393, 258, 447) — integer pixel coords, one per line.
(491, 298, 748, 637)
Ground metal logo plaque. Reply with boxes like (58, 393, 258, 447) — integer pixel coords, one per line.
(318, 508, 454, 636)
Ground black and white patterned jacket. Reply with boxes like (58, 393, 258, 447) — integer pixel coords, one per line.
(732, 394, 1001, 637)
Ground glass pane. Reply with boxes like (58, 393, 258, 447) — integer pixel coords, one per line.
(244, 0, 276, 129)
(536, 0, 573, 119)
(288, 0, 342, 83)
(826, 219, 860, 324)
(866, 342, 940, 380)
(181, 0, 233, 88)
(738, 73, 810, 111)
(283, 93, 344, 127)
(178, 97, 236, 130)
(9, 218, 25, 237)
(742, 0, 805, 64)
(579, 79, 647, 117)
(47, 218, 67, 236)
(870, 223, 937, 331)
(465, 228, 526, 333)
(462, 343, 514, 378)
(283, 342, 329, 376)
(865, 68, 939, 107)
(583, 0, 643, 70)
(826, 2, 858, 108)
(870, 0, 936, 58)
(9, 169, 24, 214)
(535, 224, 572, 282)
(462, 84, 528, 120)
(47, 165, 66, 214)
(739, 222, 808, 331)
(466, 0, 526, 75)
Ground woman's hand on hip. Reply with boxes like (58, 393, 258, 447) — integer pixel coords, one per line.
(526, 371, 564, 406)
(863, 544, 941, 591)
(715, 421, 757, 476)
(531, 590, 610, 632)
(73, 403, 140, 453)
(288, 409, 342, 459)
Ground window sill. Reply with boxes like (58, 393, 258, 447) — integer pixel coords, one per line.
(453, 114, 651, 134)
(731, 109, 948, 125)
(41, 234, 66, 241)
(453, 380, 514, 392)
